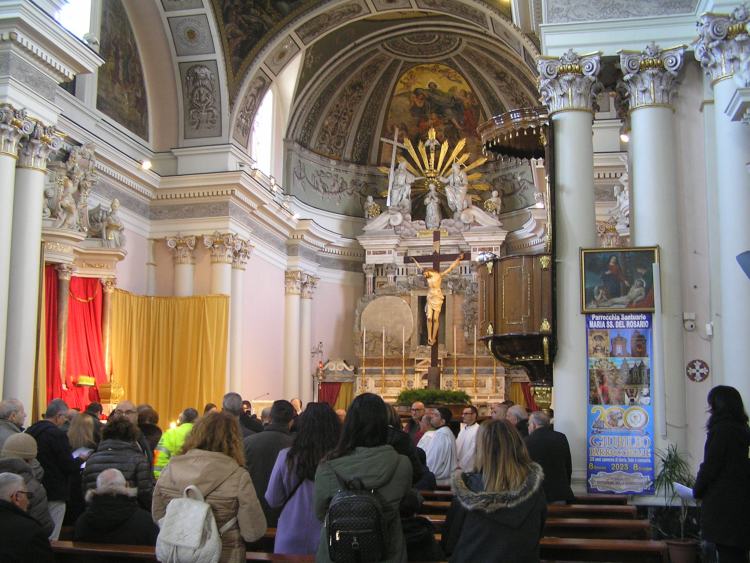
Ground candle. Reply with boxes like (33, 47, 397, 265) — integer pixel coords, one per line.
(402, 326, 405, 357)
(363, 326, 366, 354)
(382, 326, 385, 357)
(453, 325, 457, 356)
(473, 325, 477, 356)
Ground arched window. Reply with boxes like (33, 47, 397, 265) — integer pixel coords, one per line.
(56, 0, 92, 40)
(251, 89, 273, 177)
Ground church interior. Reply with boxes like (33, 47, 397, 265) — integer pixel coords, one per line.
(1, 0, 749, 495)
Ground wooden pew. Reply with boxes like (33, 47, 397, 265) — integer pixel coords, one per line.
(574, 493, 629, 505)
(547, 503, 638, 519)
(539, 537, 668, 563)
(543, 517, 651, 539)
(52, 540, 157, 562)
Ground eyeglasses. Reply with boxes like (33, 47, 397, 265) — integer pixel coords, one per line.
(15, 490, 33, 500)
(113, 409, 136, 416)
(411, 408, 424, 412)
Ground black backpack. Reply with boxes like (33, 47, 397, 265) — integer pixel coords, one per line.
(324, 465, 396, 563)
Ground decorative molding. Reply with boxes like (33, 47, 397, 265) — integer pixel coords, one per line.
(285, 269, 304, 295)
(55, 263, 73, 281)
(166, 234, 197, 265)
(232, 238, 253, 270)
(0, 104, 33, 157)
(301, 274, 319, 299)
(695, 5, 750, 84)
(101, 278, 117, 293)
(620, 42, 686, 109)
(538, 49, 603, 114)
(18, 122, 61, 169)
(203, 231, 239, 264)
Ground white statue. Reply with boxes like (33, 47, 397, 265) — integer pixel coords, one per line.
(390, 161, 415, 213)
(440, 162, 469, 217)
(483, 190, 503, 217)
(54, 177, 79, 230)
(88, 198, 125, 248)
(424, 183, 442, 229)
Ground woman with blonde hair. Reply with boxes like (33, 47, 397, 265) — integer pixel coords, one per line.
(442, 420, 546, 563)
(68, 413, 96, 452)
(152, 411, 267, 563)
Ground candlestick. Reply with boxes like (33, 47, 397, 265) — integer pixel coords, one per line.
(453, 324, 458, 380)
(382, 326, 386, 392)
(473, 324, 477, 392)
(401, 326, 406, 388)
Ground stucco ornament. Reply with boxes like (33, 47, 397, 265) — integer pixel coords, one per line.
(619, 42, 685, 108)
(538, 49, 603, 113)
(695, 5, 750, 84)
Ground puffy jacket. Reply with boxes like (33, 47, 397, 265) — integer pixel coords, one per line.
(153, 449, 267, 563)
(82, 439, 153, 510)
(153, 422, 193, 479)
(0, 456, 54, 536)
(0, 500, 54, 562)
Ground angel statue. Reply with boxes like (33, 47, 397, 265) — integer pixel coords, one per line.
(363, 195, 381, 220)
(440, 162, 470, 217)
(483, 190, 503, 217)
(390, 161, 415, 213)
(54, 177, 79, 230)
(411, 252, 464, 345)
(88, 198, 126, 248)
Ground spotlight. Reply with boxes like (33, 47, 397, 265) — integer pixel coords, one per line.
(619, 131, 630, 143)
(141, 159, 152, 171)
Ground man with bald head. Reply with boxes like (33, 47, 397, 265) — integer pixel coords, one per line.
(404, 401, 425, 445)
(489, 402, 508, 421)
(526, 411, 574, 503)
(111, 400, 153, 470)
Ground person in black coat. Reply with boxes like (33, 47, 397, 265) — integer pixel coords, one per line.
(0, 472, 54, 562)
(442, 420, 547, 563)
(26, 398, 86, 537)
(693, 386, 750, 563)
(525, 411, 574, 504)
(74, 468, 158, 545)
(243, 399, 295, 527)
(82, 417, 153, 510)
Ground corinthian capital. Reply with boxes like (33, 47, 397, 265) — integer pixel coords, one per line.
(18, 122, 62, 170)
(301, 274, 319, 299)
(166, 235, 197, 265)
(538, 49, 603, 114)
(232, 239, 253, 270)
(0, 105, 33, 158)
(285, 270, 303, 295)
(203, 232, 238, 264)
(620, 43, 686, 109)
(695, 5, 750, 85)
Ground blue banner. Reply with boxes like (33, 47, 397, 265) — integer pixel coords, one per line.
(586, 312, 655, 494)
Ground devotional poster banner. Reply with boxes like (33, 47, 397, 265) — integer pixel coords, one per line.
(586, 312, 655, 494)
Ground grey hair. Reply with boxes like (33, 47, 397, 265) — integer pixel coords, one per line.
(529, 411, 550, 428)
(508, 405, 528, 421)
(222, 392, 243, 416)
(180, 408, 199, 424)
(85, 468, 136, 503)
(44, 398, 69, 419)
(0, 399, 22, 420)
(0, 472, 24, 500)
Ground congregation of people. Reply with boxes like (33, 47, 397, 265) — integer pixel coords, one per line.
(0, 384, 747, 562)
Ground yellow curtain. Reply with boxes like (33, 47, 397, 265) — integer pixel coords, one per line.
(110, 290, 229, 422)
(509, 382, 527, 410)
(33, 264, 47, 422)
(333, 382, 355, 411)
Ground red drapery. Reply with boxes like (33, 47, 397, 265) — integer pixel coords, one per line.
(64, 277, 107, 409)
(318, 382, 342, 407)
(44, 266, 62, 401)
(520, 382, 539, 412)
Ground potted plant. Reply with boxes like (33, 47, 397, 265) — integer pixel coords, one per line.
(395, 389, 471, 420)
(653, 444, 699, 563)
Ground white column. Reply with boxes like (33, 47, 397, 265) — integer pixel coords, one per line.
(696, 8, 750, 403)
(4, 123, 60, 406)
(166, 235, 196, 297)
(145, 239, 157, 296)
(621, 43, 687, 448)
(0, 105, 31, 391)
(203, 232, 235, 295)
(283, 271, 302, 400)
(300, 275, 318, 406)
(229, 240, 252, 393)
(539, 49, 601, 483)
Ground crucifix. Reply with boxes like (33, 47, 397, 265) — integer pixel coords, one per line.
(379, 126, 406, 207)
(411, 230, 465, 389)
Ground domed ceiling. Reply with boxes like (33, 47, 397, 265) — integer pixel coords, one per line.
(284, 12, 540, 216)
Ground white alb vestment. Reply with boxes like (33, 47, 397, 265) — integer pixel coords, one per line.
(424, 425, 457, 486)
(455, 422, 479, 472)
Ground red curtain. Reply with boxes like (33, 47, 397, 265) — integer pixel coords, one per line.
(318, 382, 342, 407)
(520, 382, 539, 412)
(44, 266, 62, 402)
(64, 277, 107, 409)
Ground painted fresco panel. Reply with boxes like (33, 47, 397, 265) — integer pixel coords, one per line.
(179, 60, 222, 139)
(96, 0, 149, 140)
(379, 63, 485, 165)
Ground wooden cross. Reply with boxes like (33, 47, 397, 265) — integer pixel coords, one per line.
(410, 230, 464, 388)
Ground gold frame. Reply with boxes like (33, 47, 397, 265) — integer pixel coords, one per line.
(580, 246, 660, 314)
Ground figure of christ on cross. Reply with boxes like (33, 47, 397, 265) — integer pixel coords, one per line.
(411, 230, 465, 388)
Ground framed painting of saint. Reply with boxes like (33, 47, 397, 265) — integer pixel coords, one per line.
(580, 247, 660, 314)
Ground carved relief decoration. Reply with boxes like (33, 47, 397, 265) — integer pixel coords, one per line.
(44, 143, 97, 234)
(695, 6, 750, 84)
(168, 14, 215, 56)
(620, 43, 685, 108)
(203, 232, 240, 263)
(538, 49, 603, 113)
(233, 70, 271, 146)
(181, 61, 221, 138)
(0, 104, 33, 157)
(232, 239, 253, 270)
(19, 123, 61, 170)
(285, 270, 304, 295)
(166, 235, 197, 265)
(301, 274, 319, 299)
